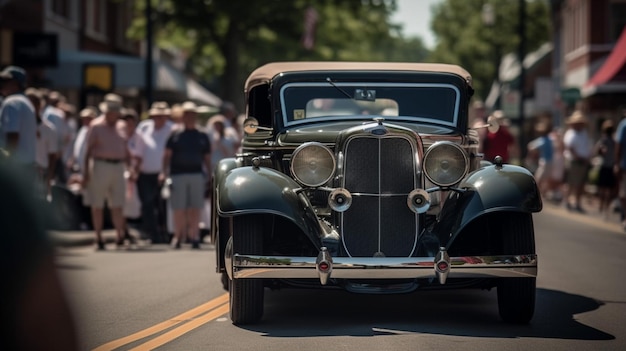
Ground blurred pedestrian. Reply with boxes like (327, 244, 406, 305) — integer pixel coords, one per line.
(25, 88, 58, 200)
(68, 106, 98, 174)
(527, 119, 554, 198)
(614, 110, 626, 229)
(83, 93, 129, 250)
(593, 119, 617, 218)
(67, 106, 98, 230)
(470, 100, 488, 153)
(161, 101, 211, 249)
(563, 110, 592, 213)
(42, 90, 71, 183)
(207, 114, 237, 173)
(135, 101, 174, 243)
(483, 110, 517, 163)
(0, 65, 37, 186)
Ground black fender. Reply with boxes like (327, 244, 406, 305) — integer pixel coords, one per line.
(216, 165, 321, 241)
(434, 164, 542, 247)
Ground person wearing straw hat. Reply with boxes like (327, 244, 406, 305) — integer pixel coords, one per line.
(135, 101, 174, 243)
(83, 93, 130, 250)
(563, 110, 592, 213)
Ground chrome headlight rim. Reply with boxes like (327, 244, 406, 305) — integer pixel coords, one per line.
(290, 142, 336, 187)
(423, 141, 469, 187)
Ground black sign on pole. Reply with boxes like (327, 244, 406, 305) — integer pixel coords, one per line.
(12, 32, 58, 67)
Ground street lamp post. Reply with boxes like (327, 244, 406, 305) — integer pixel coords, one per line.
(145, 0, 154, 107)
(518, 0, 527, 159)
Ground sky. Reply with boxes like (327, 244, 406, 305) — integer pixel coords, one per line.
(390, 0, 443, 49)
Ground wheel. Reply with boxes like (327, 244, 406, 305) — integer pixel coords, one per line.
(495, 212, 536, 324)
(229, 215, 264, 324)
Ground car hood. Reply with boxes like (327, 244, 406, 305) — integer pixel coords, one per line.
(277, 120, 457, 145)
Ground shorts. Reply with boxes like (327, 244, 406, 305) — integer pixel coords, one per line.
(88, 159, 126, 209)
(597, 166, 616, 188)
(169, 173, 205, 210)
(566, 159, 589, 187)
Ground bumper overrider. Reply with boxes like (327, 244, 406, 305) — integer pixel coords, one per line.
(226, 247, 537, 285)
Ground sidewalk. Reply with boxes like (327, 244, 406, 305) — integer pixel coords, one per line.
(49, 229, 130, 248)
(541, 191, 625, 232)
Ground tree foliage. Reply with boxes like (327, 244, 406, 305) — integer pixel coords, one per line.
(128, 0, 429, 109)
(429, 0, 551, 100)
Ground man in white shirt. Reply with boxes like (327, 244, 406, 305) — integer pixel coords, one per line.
(25, 88, 58, 199)
(42, 90, 70, 183)
(0, 66, 37, 185)
(69, 106, 97, 174)
(135, 101, 174, 243)
(563, 110, 592, 213)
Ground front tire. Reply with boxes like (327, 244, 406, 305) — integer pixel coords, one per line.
(229, 215, 264, 324)
(496, 212, 536, 324)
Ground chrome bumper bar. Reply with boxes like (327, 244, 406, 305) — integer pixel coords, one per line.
(229, 248, 537, 284)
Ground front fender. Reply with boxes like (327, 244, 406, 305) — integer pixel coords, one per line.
(216, 166, 321, 240)
(434, 164, 542, 245)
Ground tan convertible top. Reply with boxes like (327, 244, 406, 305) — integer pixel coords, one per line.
(244, 62, 472, 91)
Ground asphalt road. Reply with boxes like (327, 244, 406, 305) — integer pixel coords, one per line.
(55, 202, 626, 351)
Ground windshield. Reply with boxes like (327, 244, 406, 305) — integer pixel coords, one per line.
(280, 82, 460, 127)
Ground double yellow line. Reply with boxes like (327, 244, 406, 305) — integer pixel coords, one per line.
(93, 293, 229, 351)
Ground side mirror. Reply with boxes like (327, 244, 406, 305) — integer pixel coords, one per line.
(243, 117, 272, 135)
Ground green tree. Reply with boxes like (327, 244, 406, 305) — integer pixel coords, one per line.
(129, 0, 429, 109)
(429, 0, 551, 101)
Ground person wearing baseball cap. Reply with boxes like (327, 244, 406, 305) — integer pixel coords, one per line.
(0, 65, 37, 183)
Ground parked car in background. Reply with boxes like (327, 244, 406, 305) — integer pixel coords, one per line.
(211, 62, 542, 325)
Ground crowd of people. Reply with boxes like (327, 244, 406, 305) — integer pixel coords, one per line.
(0, 65, 243, 250)
(473, 100, 626, 231)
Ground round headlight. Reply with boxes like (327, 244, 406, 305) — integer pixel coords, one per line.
(290, 142, 336, 187)
(423, 141, 469, 187)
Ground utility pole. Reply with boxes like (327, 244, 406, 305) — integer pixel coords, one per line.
(518, 0, 526, 159)
(145, 0, 154, 107)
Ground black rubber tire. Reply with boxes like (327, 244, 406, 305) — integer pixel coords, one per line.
(229, 215, 264, 325)
(496, 212, 536, 324)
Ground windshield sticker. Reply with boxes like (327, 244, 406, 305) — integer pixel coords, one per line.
(294, 109, 305, 120)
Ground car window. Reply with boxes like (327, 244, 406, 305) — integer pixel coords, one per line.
(280, 83, 459, 127)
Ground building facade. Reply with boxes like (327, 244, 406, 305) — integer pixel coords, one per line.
(1, 0, 220, 112)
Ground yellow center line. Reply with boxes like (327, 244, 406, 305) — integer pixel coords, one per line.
(129, 303, 230, 351)
(92, 293, 229, 351)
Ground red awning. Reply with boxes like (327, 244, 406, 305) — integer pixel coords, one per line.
(583, 27, 626, 96)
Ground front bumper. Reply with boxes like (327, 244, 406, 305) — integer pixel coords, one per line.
(228, 247, 537, 285)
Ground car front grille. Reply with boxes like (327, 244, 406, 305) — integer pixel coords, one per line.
(340, 136, 420, 257)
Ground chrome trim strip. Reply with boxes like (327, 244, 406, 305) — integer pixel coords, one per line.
(233, 254, 537, 279)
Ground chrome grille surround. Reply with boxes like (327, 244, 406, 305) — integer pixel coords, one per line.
(339, 130, 423, 258)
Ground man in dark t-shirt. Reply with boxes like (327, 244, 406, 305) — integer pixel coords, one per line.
(161, 101, 211, 249)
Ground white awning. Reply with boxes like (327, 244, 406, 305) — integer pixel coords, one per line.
(45, 50, 222, 106)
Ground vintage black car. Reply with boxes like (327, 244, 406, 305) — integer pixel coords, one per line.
(211, 62, 541, 325)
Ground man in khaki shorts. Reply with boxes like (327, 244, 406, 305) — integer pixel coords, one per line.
(83, 94, 129, 250)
